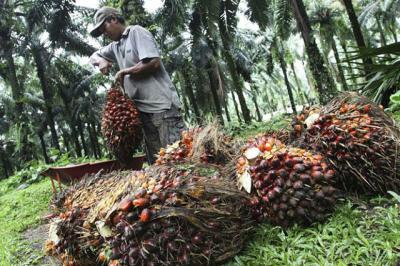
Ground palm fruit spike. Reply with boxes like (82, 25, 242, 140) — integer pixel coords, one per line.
(290, 106, 321, 142)
(156, 125, 234, 165)
(300, 92, 400, 194)
(105, 166, 254, 266)
(155, 128, 199, 165)
(101, 86, 142, 163)
(237, 134, 340, 227)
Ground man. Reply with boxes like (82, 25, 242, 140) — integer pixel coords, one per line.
(89, 6, 185, 164)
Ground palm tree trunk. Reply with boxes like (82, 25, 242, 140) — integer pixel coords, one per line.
(223, 98, 231, 123)
(220, 47, 251, 123)
(290, 62, 310, 105)
(231, 90, 242, 123)
(218, 17, 251, 123)
(339, 40, 357, 87)
(176, 73, 190, 119)
(207, 59, 224, 125)
(87, 122, 99, 159)
(301, 59, 317, 101)
(342, 0, 373, 75)
(0, 145, 10, 179)
(250, 86, 262, 122)
(279, 89, 288, 113)
(32, 45, 60, 150)
(4, 50, 24, 118)
(38, 130, 50, 163)
(215, 62, 231, 123)
(59, 94, 82, 157)
(331, 38, 349, 91)
(180, 71, 201, 124)
(0, 28, 23, 117)
(291, 0, 337, 104)
(90, 121, 102, 158)
(278, 50, 297, 114)
(61, 129, 71, 154)
(77, 115, 89, 157)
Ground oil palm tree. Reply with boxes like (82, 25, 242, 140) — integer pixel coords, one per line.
(341, 0, 373, 76)
(309, 0, 349, 90)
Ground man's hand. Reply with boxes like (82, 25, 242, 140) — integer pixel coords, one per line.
(115, 69, 128, 85)
(90, 54, 112, 75)
(98, 59, 112, 75)
(114, 58, 161, 85)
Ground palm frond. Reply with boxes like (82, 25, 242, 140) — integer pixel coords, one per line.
(358, 1, 379, 25)
(21, 92, 45, 108)
(346, 43, 400, 105)
(155, 0, 189, 41)
(245, 0, 271, 29)
(273, 0, 293, 40)
(189, 4, 203, 42)
(220, 0, 239, 34)
(58, 31, 97, 57)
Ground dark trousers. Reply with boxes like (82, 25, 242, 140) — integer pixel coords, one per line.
(139, 106, 186, 164)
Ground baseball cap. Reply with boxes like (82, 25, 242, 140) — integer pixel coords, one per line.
(89, 6, 121, 37)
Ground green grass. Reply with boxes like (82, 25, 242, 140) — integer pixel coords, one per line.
(0, 179, 53, 266)
(229, 198, 400, 266)
(226, 115, 291, 140)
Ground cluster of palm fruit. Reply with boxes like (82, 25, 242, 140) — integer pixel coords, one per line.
(156, 125, 234, 165)
(290, 106, 321, 141)
(102, 87, 142, 163)
(295, 94, 400, 194)
(236, 134, 339, 227)
(49, 208, 97, 266)
(106, 167, 254, 265)
(155, 128, 200, 165)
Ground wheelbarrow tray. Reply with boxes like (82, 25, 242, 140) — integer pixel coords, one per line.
(41, 155, 145, 192)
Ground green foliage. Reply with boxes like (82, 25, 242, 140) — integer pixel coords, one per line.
(348, 42, 400, 105)
(245, 0, 271, 29)
(273, 0, 293, 40)
(388, 90, 400, 113)
(225, 114, 290, 139)
(229, 199, 400, 266)
(0, 179, 52, 265)
(388, 191, 400, 204)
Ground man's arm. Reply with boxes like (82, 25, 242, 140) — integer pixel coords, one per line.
(89, 43, 116, 75)
(90, 53, 113, 75)
(115, 57, 160, 84)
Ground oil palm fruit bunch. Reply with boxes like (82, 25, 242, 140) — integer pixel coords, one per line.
(106, 166, 254, 265)
(102, 86, 142, 163)
(156, 124, 234, 165)
(290, 106, 321, 142)
(299, 93, 400, 194)
(49, 208, 98, 266)
(155, 128, 199, 165)
(237, 134, 340, 227)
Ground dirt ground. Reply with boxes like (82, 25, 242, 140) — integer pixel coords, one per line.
(23, 223, 60, 266)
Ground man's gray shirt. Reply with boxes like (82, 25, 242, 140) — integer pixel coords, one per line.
(92, 25, 180, 113)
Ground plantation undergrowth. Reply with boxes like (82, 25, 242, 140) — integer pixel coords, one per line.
(0, 179, 52, 266)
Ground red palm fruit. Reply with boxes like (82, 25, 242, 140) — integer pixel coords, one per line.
(139, 209, 151, 222)
(133, 198, 149, 207)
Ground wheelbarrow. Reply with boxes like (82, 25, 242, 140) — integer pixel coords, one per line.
(40, 155, 145, 194)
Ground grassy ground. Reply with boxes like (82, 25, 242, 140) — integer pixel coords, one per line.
(0, 178, 52, 266)
(230, 197, 400, 265)
(0, 114, 399, 265)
